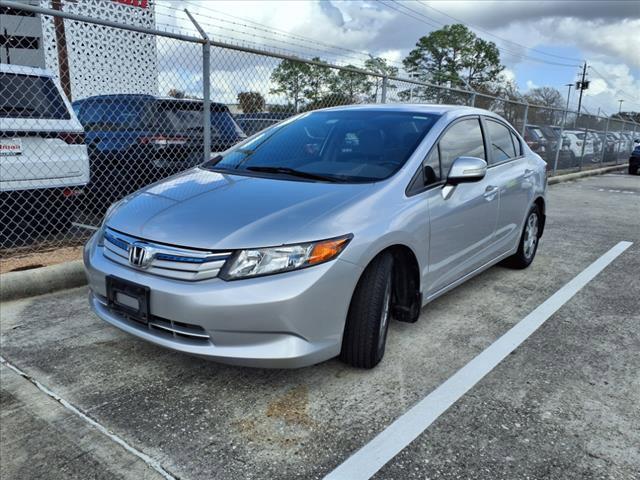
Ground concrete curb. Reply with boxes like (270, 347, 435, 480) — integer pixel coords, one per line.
(0, 164, 628, 302)
(1, 260, 86, 303)
(548, 164, 625, 185)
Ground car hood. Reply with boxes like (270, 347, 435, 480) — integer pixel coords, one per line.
(107, 168, 375, 250)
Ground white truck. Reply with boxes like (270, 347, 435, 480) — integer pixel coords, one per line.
(1, 64, 90, 247)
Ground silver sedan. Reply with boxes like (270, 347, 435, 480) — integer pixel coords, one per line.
(84, 105, 547, 368)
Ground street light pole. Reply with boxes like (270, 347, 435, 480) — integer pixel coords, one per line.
(618, 99, 624, 114)
(564, 83, 573, 112)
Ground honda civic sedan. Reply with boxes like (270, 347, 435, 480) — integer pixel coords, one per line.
(84, 105, 547, 369)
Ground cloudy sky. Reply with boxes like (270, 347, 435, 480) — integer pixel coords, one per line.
(157, 0, 639, 115)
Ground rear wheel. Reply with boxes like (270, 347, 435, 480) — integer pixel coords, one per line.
(340, 252, 394, 369)
(504, 205, 541, 269)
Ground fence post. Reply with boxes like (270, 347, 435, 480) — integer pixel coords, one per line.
(578, 124, 588, 171)
(470, 91, 476, 107)
(600, 117, 609, 164)
(185, 9, 211, 163)
(381, 76, 388, 104)
(552, 107, 568, 175)
(521, 102, 529, 137)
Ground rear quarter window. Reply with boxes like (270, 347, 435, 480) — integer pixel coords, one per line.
(0, 73, 70, 120)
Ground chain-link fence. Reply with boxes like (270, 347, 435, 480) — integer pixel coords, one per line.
(1, 0, 638, 256)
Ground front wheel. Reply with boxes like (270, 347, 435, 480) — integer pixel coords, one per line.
(340, 252, 394, 369)
(503, 205, 541, 269)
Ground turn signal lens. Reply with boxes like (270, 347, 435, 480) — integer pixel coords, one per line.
(308, 237, 351, 265)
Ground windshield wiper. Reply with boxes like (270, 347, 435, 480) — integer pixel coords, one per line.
(245, 166, 342, 182)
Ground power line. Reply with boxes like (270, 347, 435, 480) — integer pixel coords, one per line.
(382, 0, 582, 68)
(413, 0, 585, 63)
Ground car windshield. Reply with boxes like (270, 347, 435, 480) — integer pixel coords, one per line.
(203, 110, 440, 183)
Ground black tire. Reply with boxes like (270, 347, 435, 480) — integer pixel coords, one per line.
(340, 252, 394, 369)
(629, 164, 638, 175)
(503, 205, 541, 270)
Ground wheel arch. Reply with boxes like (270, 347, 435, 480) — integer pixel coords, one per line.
(359, 244, 422, 323)
(534, 196, 546, 237)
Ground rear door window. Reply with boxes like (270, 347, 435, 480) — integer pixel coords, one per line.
(0, 73, 69, 119)
(77, 97, 152, 130)
(155, 100, 245, 144)
(486, 119, 517, 163)
(438, 118, 486, 177)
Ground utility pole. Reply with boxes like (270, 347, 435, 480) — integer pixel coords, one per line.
(618, 99, 624, 114)
(576, 61, 589, 117)
(51, 0, 72, 101)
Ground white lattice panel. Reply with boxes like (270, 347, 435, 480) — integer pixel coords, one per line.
(40, 0, 158, 100)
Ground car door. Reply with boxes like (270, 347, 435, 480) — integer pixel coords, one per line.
(424, 116, 500, 296)
(482, 118, 533, 254)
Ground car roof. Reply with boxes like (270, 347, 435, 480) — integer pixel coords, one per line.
(72, 94, 226, 108)
(315, 103, 514, 122)
(0, 63, 54, 77)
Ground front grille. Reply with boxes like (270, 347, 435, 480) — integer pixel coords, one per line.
(102, 227, 231, 281)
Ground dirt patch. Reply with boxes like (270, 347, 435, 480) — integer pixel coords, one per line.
(0, 246, 83, 274)
(231, 385, 316, 453)
(266, 385, 312, 426)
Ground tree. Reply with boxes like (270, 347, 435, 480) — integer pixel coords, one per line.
(524, 87, 564, 125)
(270, 59, 311, 112)
(403, 24, 504, 90)
(364, 57, 399, 102)
(304, 57, 335, 105)
(329, 65, 373, 103)
(237, 91, 266, 113)
(524, 86, 564, 108)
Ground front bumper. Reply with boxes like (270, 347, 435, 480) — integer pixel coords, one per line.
(83, 233, 362, 368)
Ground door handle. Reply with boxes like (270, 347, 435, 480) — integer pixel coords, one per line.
(483, 185, 498, 199)
(523, 169, 535, 178)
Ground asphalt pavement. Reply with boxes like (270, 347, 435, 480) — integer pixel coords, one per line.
(1, 172, 638, 480)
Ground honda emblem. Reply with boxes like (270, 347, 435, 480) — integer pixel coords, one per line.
(128, 242, 152, 268)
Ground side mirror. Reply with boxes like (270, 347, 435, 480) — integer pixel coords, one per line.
(446, 156, 487, 185)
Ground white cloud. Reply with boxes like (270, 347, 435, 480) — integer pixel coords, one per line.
(153, 0, 639, 113)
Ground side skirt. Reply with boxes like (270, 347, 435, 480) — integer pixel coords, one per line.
(422, 247, 518, 306)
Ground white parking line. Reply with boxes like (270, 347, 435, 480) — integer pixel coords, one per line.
(0, 356, 177, 480)
(325, 241, 633, 480)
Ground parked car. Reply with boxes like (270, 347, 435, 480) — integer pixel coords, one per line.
(586, 131, 603, 158)
(1, 64, 89, 248)
(534, 125, 572, 165)
(562, 131, 595, 164)
(84, 105, 547, 369)
(524, 125, 548, 158)
(72, 95, 246, 212)
(629, 144, 640, 175)
(234, 112, 293, 136)
(620, 132, 635, 156)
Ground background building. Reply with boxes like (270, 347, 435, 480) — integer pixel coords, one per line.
(1, 0, 158, 100)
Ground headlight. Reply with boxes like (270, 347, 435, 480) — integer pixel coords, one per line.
(95, 200, 124, 245)
(219, 235, 352, 280)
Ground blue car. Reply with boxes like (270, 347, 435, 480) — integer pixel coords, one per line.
(630, 143, 640, 175)
(72, 95, 246, 211)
